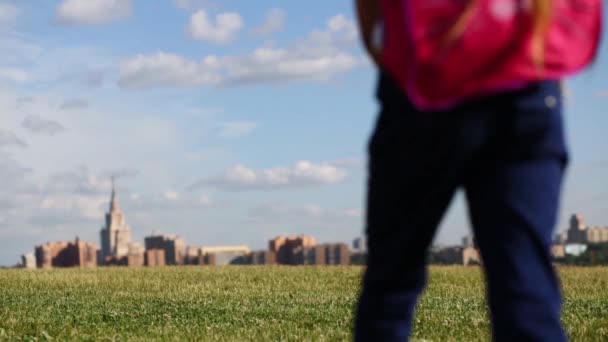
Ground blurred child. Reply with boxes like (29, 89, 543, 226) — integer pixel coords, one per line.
(354, 0, 602, 340)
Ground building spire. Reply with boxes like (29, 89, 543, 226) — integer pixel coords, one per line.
(109, 176, 120, 212)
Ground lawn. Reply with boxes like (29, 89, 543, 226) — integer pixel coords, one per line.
(0, 266, 607, 341)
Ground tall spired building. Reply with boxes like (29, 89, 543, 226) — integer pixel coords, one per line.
(99, 178, 132, 264)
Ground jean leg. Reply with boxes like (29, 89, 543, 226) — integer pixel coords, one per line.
(355, 78, 465, 341)
(465, 81, 568, 341)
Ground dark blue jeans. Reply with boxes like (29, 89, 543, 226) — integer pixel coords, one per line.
(355, 74, 568, 341)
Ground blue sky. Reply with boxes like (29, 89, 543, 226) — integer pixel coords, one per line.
(0, 0, 606, 266)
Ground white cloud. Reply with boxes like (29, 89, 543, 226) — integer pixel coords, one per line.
(194, 160, 348, 191)
(218, 121, 257, 139)
(44, 166, 112, 195)
(0, 3, 19, 26)
(118, 14, 360, 89)
(39, 195, 107, 220)
(164, 191, 180, 201)
(0, 163, 112, 233)
(56, 0, 131, 26)
(22, 115, 65, 135)
(118, 52, 222, 88)
(327, 14, 358, 42)
(254, 8, 286, 36)
(249, 202, 361, 222)
(0, 130, 27, 148)
(188, 9, 243, 44)
(129, 191, 213, 211)
(0, 67, 29, 83)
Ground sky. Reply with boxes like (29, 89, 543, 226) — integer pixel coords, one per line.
(0, 0, 607, 266)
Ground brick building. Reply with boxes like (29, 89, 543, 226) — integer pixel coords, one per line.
(269, 235, 317, 265)
(35, 238, 98, 268)
(248, 250, 276, 265)
(292, 243, 350, 265)
(126, 243, 145, 267)
(293, 245, 326, 265)
(325, 243, 350, 265)
(145, 235, 186, 265)
(145, 249, 166, 267)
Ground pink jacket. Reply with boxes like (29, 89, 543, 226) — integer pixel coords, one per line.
(381, 0, 602, 110)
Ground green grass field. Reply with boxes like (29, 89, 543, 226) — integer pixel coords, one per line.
(0, 266, 607, 341)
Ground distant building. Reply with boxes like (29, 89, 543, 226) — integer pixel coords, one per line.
(462, 247, 480, 265)
(325, 243, 350, 265)
(293, 245, 326, 265)
(554, 231, 568, 245)
(184, 246, 200, 265)
(566, 214, 608, 244)
(248, 251, 276, 265)
(290, 243, 350, 265)
(551, 244, 566, 259)
(21, 253, 36, 269)
(145, 235, 186, 265)
(352, 236, 367, 252)
(145, 249, 166, 267)
(431, 246, 480, 266)
(269, 235, 317, 265)
(199, 246, 250, 265)
(351, 236, 367, 265)
(36, 242, 68, 269)
(462, 235, 476, 248)
(99, 179, 133, 264)
(126, 243, 145, 267)
(35, 238, 98, 268)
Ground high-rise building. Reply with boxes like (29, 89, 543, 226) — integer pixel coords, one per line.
(126, 243, 145, 267)
(248, 251, 276, 265)
(145, 249, 166, 267)
(293, 245, 326, 265)
(566, 213, 608, 244)
(269, 235, 317, 265)
(145, 234, 186, 265)
(325, 243, 350, 265)
(99, 178, 132, 264)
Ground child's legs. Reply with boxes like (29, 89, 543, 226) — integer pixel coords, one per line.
(355, 74, 480, 341)
(465, 81, 567, 341)
(355, 167, 456, 341)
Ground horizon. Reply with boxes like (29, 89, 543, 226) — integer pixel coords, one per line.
(1, 0, 608, 266)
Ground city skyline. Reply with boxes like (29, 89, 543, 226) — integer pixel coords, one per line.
(1, 1, 608, 266)
(16, 178, 608, 268)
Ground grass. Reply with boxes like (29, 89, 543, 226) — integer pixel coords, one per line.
(0, 266, 607, 341)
